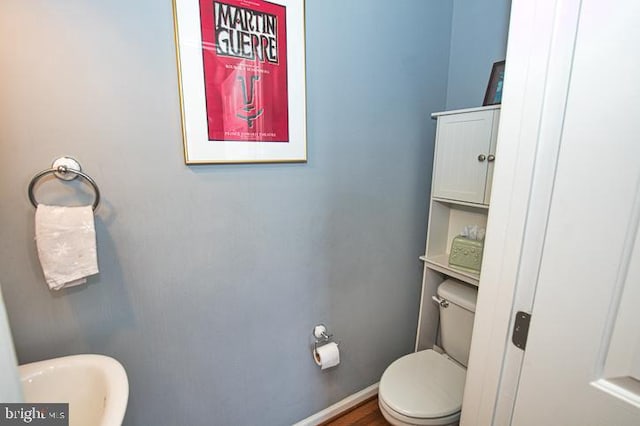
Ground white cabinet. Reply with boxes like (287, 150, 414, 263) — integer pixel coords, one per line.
(415, 105, 500, 351)
(431, 108, 500, 205)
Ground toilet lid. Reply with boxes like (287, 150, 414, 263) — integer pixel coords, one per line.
(379, 349, 466, 419)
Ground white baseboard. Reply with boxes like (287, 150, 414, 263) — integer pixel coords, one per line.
(292, 382, 379, 426)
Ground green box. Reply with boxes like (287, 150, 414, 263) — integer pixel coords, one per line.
(448, 236, 484, 274)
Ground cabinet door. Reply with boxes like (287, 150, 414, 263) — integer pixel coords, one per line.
(432, 110, 495, 204)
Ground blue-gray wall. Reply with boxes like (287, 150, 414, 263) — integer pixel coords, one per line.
(0, 1, 453, 424)
(446, 0, 511, 109)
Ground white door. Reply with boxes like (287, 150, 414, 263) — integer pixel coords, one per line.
(511, 0, 640, 424)
(432, 110, 495, 204)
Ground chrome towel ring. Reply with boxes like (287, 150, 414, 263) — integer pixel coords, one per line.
(28, 157, 100, 211)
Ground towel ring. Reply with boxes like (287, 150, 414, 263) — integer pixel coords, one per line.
(28, 157, 100, 211)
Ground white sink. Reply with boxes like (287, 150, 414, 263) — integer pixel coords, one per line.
(19, 354, 128, 426)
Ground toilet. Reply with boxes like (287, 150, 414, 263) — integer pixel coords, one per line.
(378, 279, 477, 426)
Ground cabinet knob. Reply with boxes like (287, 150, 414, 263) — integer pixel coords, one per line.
(488, 154, 495, 162)
(477, 154, 487, 162)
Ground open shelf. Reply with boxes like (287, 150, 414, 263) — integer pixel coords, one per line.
(431, 196, 490, 210)
(419, 254, 480, 286)
(427, 201, 487, 256)
(420, 199, 487, 287)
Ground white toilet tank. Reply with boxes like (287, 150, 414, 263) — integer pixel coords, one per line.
(437, 279, 478, 367)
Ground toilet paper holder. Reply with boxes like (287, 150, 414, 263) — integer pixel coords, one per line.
(313, 324, 338, 352)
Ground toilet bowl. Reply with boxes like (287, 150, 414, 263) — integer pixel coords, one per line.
(378, 349, 466, 425)
(378, 279, 477, 426)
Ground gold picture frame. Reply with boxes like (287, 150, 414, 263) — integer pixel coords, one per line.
(173, 0, 307, 164)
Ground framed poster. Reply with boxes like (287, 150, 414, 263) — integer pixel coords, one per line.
(173, 0, 307, 164)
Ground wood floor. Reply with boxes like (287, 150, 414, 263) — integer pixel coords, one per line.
(322, 397, 390, 426)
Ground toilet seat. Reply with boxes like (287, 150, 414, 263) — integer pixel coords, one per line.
(379, 396, 461, 426)
(378, 349, 466, 425)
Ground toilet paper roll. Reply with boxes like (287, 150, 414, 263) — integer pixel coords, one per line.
(314, 342, 340, 370)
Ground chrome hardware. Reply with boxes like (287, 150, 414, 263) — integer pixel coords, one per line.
(477, 154, 487, 162)
(312, 324, 338, 353)
(28, 157, 100, 211)
(432, 295, 449, 308)
(313, 324, 332, 341)
(487, 154, 496, 162)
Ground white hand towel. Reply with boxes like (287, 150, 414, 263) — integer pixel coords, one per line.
(35, 205, 99, 290)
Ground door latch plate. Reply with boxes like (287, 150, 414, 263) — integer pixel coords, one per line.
(512, 311, 531, 350)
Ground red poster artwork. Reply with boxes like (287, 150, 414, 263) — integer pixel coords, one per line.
(199, 0, 289, 142)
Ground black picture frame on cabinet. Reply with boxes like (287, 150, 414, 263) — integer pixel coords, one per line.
(483, 60, 506, 106)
